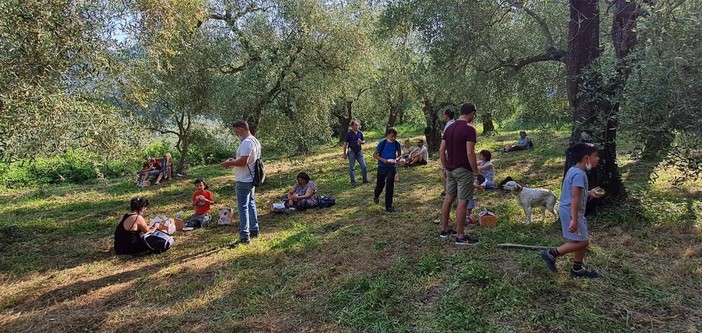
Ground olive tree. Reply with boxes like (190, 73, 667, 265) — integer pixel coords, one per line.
(620, 1, 702, 182)
(121, 0, 221, 173)
(0, 0, 135, 161)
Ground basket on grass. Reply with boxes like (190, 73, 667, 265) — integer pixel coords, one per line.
(478, 208, 497, 228)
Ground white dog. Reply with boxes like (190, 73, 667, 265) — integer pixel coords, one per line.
(501, 181, 557, 224)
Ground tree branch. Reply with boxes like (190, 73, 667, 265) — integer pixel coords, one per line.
(489, 46, 567, 72)
(219, 56, 261, 74)
(507, 0, 556, 47)
(205, 5, 273, 26)
(484, 1, 566, 73)
(148, 127, 180, 137)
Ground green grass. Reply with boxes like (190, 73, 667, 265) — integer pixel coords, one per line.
(0, 127, 700, 332)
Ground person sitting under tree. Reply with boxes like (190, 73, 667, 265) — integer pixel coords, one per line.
(406, 139, 429, 167)
(504, 131, 533, 152)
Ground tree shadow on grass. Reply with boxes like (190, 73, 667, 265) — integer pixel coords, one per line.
(0, 151, 374, 279)
(1, 207, 367, 332)
(1, 152, 428, 330)
(2, 248, 224, 332)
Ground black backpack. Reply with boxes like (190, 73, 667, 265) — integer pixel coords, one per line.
(318, 196, 336, 208)
(246, 138, 266, 187)
(250, 158, 265, 187)
(143, 230, 174, 254)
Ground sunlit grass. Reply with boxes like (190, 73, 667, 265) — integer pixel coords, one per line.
(0, 128, 700, 332)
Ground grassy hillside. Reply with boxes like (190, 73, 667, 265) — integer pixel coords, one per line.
(1, 127, 700, 332)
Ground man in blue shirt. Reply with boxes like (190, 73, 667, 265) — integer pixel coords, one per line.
(342, 120, 369, 186)
(373, 127, 402, 213)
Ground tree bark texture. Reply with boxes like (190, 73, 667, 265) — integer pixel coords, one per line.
(387, 103, 402, 129)
(422, 100, 452, 153)
(566, 0, 638, 200)
(567, 0, 601, 142)
(386, 90, 405, 129)
(175, 109, 192, 174)
(336, 100, 352, 143)
(482, 112, 495, 133)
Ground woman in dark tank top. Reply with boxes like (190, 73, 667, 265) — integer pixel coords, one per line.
(114, 197, 159, 255)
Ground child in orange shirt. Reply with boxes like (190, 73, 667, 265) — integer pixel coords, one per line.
(185, 179, 214, 228)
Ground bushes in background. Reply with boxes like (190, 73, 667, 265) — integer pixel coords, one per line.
(0, 150, 136, 188)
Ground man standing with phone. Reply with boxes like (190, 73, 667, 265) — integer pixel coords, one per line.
(221, 120, 261, 247)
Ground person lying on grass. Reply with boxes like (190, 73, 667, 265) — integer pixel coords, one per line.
(540, 142, 605, 278)
(114, 197, 166, 255)
(284, 172, 319, 209)
(185, 178, 214, 228)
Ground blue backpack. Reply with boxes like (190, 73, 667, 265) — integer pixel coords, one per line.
(318, 196, 336, 208)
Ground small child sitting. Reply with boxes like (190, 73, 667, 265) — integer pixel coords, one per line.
(185, 179, 214, 228)
(399, 139, 413, 166)
(477, 150, 496, 190)
(465, 150, 495, 224)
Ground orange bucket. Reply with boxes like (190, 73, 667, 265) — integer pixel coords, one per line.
(173, 217, 184, 231)
(479, 215, 497, 228)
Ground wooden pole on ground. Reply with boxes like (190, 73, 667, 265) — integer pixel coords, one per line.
(497, 243, 551, 250)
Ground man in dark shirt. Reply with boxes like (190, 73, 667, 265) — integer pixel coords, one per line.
(342, 120, 370, 186)
(439, 103, 481, 245)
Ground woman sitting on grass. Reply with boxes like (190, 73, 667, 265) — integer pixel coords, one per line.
(284, 172, 319, 209)
(504, 131, 533, 152)
(114, 197, 163, 255)
(477, 149, 496, 190)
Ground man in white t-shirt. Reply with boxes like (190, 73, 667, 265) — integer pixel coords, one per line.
(443, 109, 456, 132)
(440, 108, 455, 196)
(221, 120, 261, 246)
(407, 139, 429, 166)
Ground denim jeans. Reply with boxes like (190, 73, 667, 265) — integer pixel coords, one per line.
(374, 167, 397, 209)
(347, 150, 368, 183)
(186, 213, 211, 228)
(236, 181, 259, 240)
